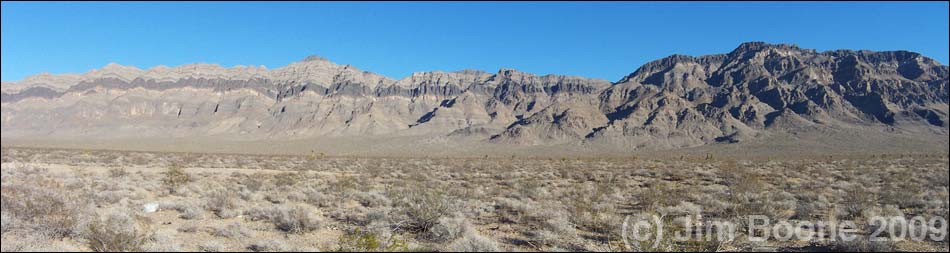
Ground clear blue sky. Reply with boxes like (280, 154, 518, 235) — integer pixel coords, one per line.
(2, 1, 948, 82)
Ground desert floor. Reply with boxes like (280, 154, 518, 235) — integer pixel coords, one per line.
(1, 147, 948, 252)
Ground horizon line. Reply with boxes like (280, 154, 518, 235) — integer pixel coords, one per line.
(2, 41, 945, 84)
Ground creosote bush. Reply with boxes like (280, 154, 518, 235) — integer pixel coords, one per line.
(161, 166, 192, 194)
(337, 228, 409, 252)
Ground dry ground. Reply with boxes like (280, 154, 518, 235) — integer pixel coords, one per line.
(1, 147, 947, 252)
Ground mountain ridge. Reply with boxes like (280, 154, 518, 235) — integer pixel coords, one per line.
(3, 42, 947, 152)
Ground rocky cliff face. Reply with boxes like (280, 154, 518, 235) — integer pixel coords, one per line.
(2, 42, 947, 150)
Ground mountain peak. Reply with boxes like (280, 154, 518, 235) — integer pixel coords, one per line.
(301, 55, 330, 63)
(731, 41, 802, 54)
(101, 62, 139, 71)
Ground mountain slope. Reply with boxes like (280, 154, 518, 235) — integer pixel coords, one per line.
(2, 42, 947, 151)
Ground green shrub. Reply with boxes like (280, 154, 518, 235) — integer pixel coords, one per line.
(161, 166, 192, 194)
(337, 229, 408, 252)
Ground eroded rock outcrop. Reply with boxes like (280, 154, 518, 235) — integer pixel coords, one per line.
(3, 42, 947, 149)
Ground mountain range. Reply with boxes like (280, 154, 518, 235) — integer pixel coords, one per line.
(2, 42, 948, 154)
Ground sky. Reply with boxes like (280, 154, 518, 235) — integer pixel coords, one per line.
(2, 1, 948, 82)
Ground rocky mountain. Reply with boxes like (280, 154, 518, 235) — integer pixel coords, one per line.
(2, 42, 948, 151)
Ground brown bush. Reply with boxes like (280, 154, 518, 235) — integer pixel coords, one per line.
(272, 205, 323, 233)
(84, 210, 153, 252)
(842, 186, 877, 219)
(108, 167, 129, 178)
(244, 205, 323, 234)
(0, 180, 88, 238)
(827, 239, 896, 252)
(394, 188, 452, 234)
(205, 189, 241, 218)
(272, 172, 303, 187)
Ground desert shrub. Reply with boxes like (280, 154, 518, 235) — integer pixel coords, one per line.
(108, 167, 129, 178)
(827, 239, 896, 252)
(567, 182, 620, 234)
(272, 172, 303, 187)
(245, 204, 323, 233)
(94, 189, 130, 206)
(356, 191, 393, 208)
(146, 229, 183, 252)
(263, 191, 289, 204)
(428, 215, 473, 242)
(1, 210, 12, 234)
(204, 189, 241, 218)
(337, 228, 409, 252)
(446, 230, 499, 252)
(624, 214, 680, 252)
(248, 239, 290, 252)
(243, 206, 273, 221)
(526, 215, 579, 249)
(177, 225, 199, 233)
(355, 207, 392, 227)
(199, 240, 225, 252)
(0, 181, 88, 238)
(624, 214, 725, 252)
(84, 210, 153, 252)
(792, 189, 833, 220)
(213, 222, 253, 238)
(239, 174, 267, 192)
(495, 197, 532, 224)
(759, 191, 798, 221)
(880, 180, 926, 209)
(303, 187, 331, 208)
(330, 174, 362, 199)
(160, 201, 204, 220)
(721, 165, 766, 196)
(633, 181, 686, 213)
(236, 188, 259, 203)
(722, 171, 800, 229)
(0, 232, 69, 252)
(394, 188, 452, 233)
(161, 167, 192, 194)
(938, 170, 949, 188)
(516, 179, 547, 201)
(842, 185, 877, 219)
(272, 205, 323, 233)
